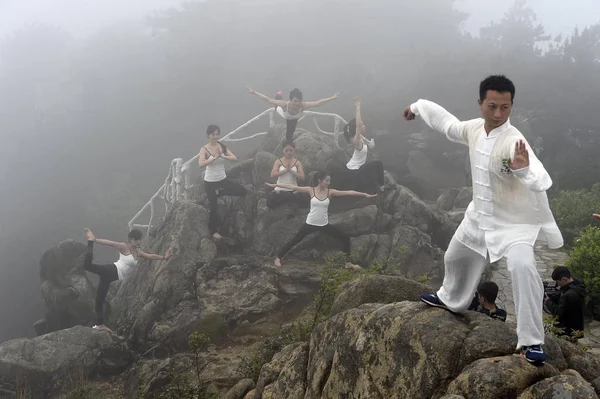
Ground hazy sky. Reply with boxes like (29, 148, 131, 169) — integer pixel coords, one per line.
(0, 0, 599, 39)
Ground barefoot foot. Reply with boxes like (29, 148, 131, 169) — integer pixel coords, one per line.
(212, 232, 222, 240)
(84, 228, 96, 242)
(274, 257, 282, 268)
(93, 324, 113, 333)
(344, 262, 362, 270)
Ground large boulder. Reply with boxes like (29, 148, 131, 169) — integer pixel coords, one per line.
(253, 302, 600, 399)
(36, 240, 96, 335)
(0, 326, 132, 398)
(518, 372, 598, 399)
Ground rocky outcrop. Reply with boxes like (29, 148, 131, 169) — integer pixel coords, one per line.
(518, 372, 598, 399)
(252, 300, 600, 399)
(0, 326, 132, 398)
(437, 187, 473, 211)
(35, 240, 96, 335)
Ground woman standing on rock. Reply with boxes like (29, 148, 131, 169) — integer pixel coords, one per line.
(83, 228, 173, 333)
(246, 87, 340, 142)
(199, 124, 247, 240)
(267, 140, 309, 208)
(266, 171, 377, 268)
(332, 97, 384, 194)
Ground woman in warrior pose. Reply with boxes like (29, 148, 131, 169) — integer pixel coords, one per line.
(334, 97, 384, 194)
(267, 140, 309, 208)
(83, 228, 173, 333)
(246, 87, 340, 142)
(266, 171, 377, 268)
(199, 124, 247, 240)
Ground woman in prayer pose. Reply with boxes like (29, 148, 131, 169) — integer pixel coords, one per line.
(199, 124, 246, 240)
(267, 140, 309, 208)
(333, 97, 384, 194)
(246, 87, 340, 142)
(83, 228, 173, 333)
(404, 75, 563, 365)
(266, 171, 377, 268)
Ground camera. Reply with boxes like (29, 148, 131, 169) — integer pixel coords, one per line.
(543, 280, 561, 300)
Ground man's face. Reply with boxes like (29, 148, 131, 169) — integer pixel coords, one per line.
(478, 90, 512, 130)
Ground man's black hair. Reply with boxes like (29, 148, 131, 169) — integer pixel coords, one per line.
(477, 281, 499, 304)
(552, 266, 571, 281)
(479, 75, 516, 103)
(128, 229, 143, 241)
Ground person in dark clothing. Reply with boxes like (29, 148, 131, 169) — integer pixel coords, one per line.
(544, 266, 586, 337)
(468, 281, 507, 322)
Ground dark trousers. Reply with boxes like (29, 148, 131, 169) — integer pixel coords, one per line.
(277, 223, 351, 258)
(286, 119, 299, 142)
(267, 190, 310, 209)
(332, 161, 384, 194)
(204, 178, 247, 234)
(83, 241, 118, 325)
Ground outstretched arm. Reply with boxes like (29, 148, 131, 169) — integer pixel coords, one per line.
(93, 237, 128, 252)
(509, 140, 552, 192)
(139, 247, 173, 261)
(404, 99, 472, 145)
(302, 92, 340, 109)
(265, 182, 312, 193)
(352, 97, 365, 149)
(329, 189, 377, 198)
(247, 87, 287, 107)
(592, 213, 600, 221)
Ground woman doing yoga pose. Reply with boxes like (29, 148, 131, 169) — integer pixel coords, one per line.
(267, 141, 309, 208)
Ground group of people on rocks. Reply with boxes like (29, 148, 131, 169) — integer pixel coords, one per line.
(83, 75, 592, 369)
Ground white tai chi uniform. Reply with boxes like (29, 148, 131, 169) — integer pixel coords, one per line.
(410, 100, 563, 348)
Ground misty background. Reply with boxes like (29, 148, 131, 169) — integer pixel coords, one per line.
(1, 0, 599, 343)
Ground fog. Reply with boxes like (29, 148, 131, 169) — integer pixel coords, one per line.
(1, 0, 599, 342)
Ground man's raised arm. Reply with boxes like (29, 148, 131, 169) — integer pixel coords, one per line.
(404, 99, 471, 146)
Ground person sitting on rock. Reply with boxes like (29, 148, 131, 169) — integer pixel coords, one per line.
(468, 281, 507, 322)
(199, 124, 247, 241)
(83, 228, 173, 333)
(405, 75, 563, 365)
(246, 87, 340, 142)
(265, 170, 376, 269)
(331, 97, 384, 194)
(544, 266, 586, 339)
(267, 140, 310, 209)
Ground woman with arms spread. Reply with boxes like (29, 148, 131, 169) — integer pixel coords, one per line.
(267, 140, 309, 208)
(199, 124, 246, 240)
(83, 228, 173, 333)
(266, 171, 376, 268)
(247, 87, 340, 142)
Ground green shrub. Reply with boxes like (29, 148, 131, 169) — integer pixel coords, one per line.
(550, 183, 600, 246)
(566, 225, 600, 311)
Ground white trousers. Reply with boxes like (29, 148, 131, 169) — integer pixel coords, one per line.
(437, 236, 544, 348)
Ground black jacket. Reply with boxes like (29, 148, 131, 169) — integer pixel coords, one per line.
(546, 279, 586, 335)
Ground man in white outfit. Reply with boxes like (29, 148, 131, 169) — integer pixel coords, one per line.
(404, 75, 563, 364)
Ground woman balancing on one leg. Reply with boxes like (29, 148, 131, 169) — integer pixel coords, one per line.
(336, 97, 384, 194)
(267, 140, 310, 209)
(246, 87, 340, 142)
(199, 124, 247, 240)
(83, 228, 173, 333)
(266, 171, 377, 269)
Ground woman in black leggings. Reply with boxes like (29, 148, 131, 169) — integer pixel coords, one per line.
(266, 171, 377, 268)
(246, 87, 340, 142)
(83, 228, 172, 333)
(199, 124, 247, 240)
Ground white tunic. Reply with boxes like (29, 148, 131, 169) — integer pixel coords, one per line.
(274, 161, 298, 192)
(305, 192, 330, 226)
(346, 140, 368, 170)
(410, 99, 563, 263)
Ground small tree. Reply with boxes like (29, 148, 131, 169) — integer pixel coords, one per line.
(566, 225, 600, 315)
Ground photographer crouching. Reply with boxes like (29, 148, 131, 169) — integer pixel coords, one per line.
(543, 266, 586, 338)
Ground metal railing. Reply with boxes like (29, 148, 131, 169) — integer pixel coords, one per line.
(128, 108, 348, 233)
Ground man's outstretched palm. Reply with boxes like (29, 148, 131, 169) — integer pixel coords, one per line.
(404, 106, 416, 120)
(593, 213, 600, 221)
(510, 140, 530, 170)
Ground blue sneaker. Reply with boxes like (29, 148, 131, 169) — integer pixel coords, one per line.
(420, 293, 449, 310)
(522, 345, 546, 364)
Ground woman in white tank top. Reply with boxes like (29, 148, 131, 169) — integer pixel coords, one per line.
(267, 141, 310, 209)
(82, 228, 173, 333)
(246, 87, 340, 142)
(265, 171, 377, 268)
(200, 124, 247, 240)
(332, 97, 384, 194)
